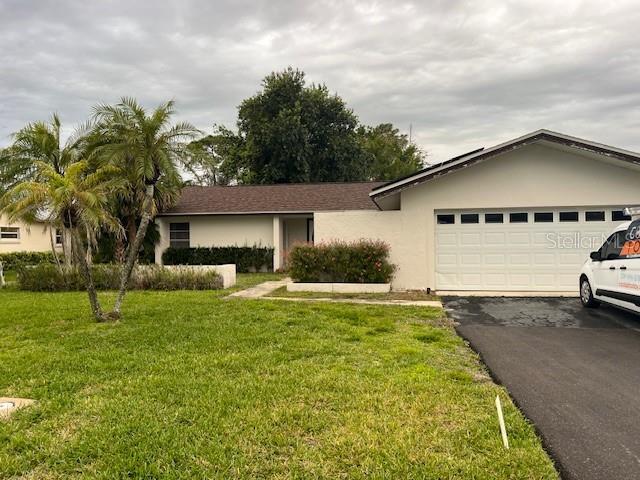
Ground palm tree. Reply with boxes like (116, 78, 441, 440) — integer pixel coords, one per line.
(92, 98, 199, 317)
(0, 160, 123, 321)
(0, 114, 90, 264)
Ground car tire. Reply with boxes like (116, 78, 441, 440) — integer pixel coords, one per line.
(580, 277, 600, 308)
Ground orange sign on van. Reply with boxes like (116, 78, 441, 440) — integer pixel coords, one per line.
(621, 240, 640, 257)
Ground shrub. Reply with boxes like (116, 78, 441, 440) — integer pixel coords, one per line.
(162, 245, 274, 273)
(0, 251, 62, 270)
(17, 264, 223, 291)
(288, 240, 396, 283)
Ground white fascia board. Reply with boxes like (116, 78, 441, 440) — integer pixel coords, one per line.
(370, 129, 640, 198)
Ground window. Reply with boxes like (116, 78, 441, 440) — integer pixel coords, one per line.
(437, 214, 455, 225)
(534, 212, 553, 223)
(306, 218, 314, 242)
(0, 227, 19, 240)
(586, 211, 605, 222)
(509, 212, 528, 223)
(461, 213, 479, 224)
(612, 210, 632, 221)
(169, 223, 190, 248)
(600, 231, 626, 260)
(485, 213, 503, 224)
(559, 211, 579, 222)
(55, 229, 63, 246)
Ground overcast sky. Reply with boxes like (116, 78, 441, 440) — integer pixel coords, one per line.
(1, 0, 639, 163)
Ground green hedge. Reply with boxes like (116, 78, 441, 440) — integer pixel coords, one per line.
(0, 251, 61, 270)
(17, 264, 223, 292)
(162, 245, 274, 273)
(288, 240, 396, 283)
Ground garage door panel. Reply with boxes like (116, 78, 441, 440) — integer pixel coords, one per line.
(460, 254, 482, 266)
(484, 232, 507, 246)
(435, 208, 619, 291)
(508, 232, 531, 245)
(460, 233, 481, 245)
(437, 233, 457, 246)
(534, 253, 555, 265)
(484, 254, 506, 265)
(534, 274, 556, 288)
(509, 253, 531, 266)
(461, 273, 482, 287)
(484, 273, 507, 286)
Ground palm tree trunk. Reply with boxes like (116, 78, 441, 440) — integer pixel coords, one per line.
(112, 184, 155, 316)
(62, 227, 73, 266)
(71, 229, 105, 322)
(49, 225, 62, 271)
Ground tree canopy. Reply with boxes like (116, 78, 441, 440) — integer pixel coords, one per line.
(198, 68, 425, 184)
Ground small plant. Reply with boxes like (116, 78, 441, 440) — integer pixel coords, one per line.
(162, 245, 274, 273)
(288, 240, 396, 283)
(16, 264, 223, 292)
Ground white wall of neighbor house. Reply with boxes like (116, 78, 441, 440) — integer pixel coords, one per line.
(397, 142, 640, 290)
(0, 214, 59, 254)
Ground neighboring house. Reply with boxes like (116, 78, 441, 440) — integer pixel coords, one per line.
(0, 214, 62, 254)
(156, 129, 640, 293)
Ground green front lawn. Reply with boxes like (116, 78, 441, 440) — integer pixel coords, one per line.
(0, 287, 556, 479)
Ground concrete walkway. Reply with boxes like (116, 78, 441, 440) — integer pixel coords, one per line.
(227, 278, 291, 298)
(262, 296, 442, 308)
(228, 279, 442, 308)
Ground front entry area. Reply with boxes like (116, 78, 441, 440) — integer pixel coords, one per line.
(435, 207, 630, 291)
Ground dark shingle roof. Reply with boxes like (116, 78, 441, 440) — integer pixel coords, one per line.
(160, 182, 384, 215)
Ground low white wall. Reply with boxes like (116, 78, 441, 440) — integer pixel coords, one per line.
(164, 264, 236, 289)
(314, 210, 419, 290)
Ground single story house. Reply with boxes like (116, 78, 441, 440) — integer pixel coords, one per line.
(0, 214, 61, 254)
(156, 129, 640, 293)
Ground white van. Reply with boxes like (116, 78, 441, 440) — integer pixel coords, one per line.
(580, 220, 640, 312)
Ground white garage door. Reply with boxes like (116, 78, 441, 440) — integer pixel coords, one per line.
(435, 207, 630, 291)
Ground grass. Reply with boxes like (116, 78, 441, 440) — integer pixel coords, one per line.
(0, 282, 557, 479)
(269, 286, 439, 301)
(234, 272, 286, 291)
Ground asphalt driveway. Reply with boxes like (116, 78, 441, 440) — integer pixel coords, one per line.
(445, 297, 640, 480)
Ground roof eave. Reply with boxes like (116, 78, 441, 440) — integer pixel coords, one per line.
(370, 129, 640, 199)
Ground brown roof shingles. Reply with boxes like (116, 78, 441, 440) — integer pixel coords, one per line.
(160, 182, 384, 215)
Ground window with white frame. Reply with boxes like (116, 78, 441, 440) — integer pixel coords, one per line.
(0, 227, 20, 241)
(169, 223, 190, 248)
(55, 228, 63, 246)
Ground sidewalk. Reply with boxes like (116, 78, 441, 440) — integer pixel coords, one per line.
(228, 279, 442, 308)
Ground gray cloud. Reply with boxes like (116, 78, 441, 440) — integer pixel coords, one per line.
(1, 0, 639, 162)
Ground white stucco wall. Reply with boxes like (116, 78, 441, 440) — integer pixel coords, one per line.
(314, 210, 418, 289)
(155, 214, 274, 264)
(155, 214, 311, 268)
(0, 214, 58, 254)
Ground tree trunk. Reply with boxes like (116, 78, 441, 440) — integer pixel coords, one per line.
(62, 227, 73, 266)
(85, 226, 93, 266)
(112, 184, 155, 316)
(49, 225, 62, 271)
(71, 229, 105, 322)
(114, 237, 126, 264)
